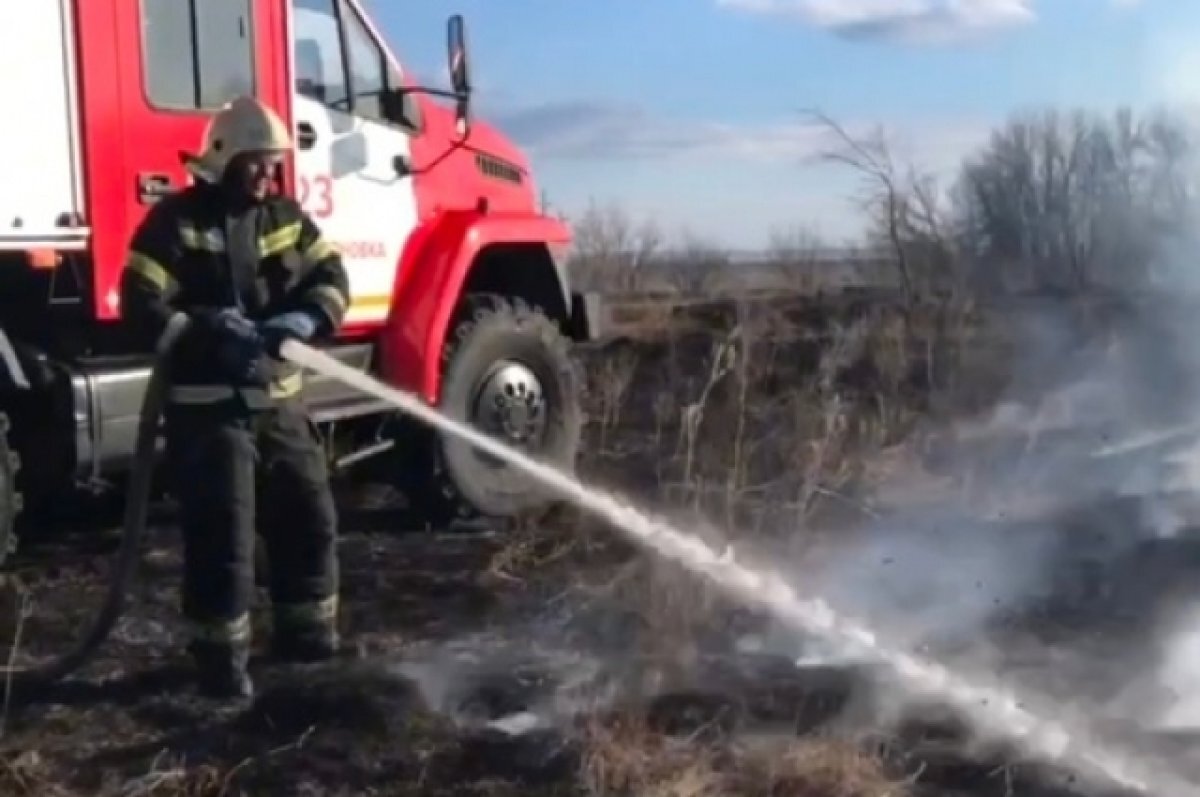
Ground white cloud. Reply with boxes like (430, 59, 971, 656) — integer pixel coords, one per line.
(716, 0, 1036, 43)
(717, 0, 1148, 44)
(509, 104, 999, 247)
(493, 100, 994, 176)
(493, 100, 830, 161)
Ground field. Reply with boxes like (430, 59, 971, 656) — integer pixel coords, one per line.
(0, 287, 1197, 796)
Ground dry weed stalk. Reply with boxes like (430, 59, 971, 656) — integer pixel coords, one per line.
(786, 318, 872, 524)
(677, 329, 738, 506)
(1, 581, 31, 738)
(723, 322, 751, 530)
(594, 344, 640, 452)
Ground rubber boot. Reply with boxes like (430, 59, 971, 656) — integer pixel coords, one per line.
(189, 640, 254, 700)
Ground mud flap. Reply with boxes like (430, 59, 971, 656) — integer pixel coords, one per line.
(569, 291, 605, 342)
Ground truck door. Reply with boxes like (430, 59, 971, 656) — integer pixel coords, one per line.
(290, 0, 422, 328)
(92, 0, 289, 321)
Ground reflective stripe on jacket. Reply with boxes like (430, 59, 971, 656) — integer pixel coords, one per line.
(168, 371, 305, 404)
(118, 182, 350, 405)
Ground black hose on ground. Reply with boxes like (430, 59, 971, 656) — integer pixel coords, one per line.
(0, 312, 191, 693)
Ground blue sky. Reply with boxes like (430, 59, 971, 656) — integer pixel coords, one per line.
(362, 0, 1200, 248)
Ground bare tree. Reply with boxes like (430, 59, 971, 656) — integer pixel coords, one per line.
(567, 200, 664, 293)
(953, 106, 1199, 293)
(658, 231, 730, 296)
(765, 224, 825, 293)
(804, 109, 955, 301)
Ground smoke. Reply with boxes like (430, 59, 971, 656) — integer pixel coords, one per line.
(388, 625, 621, 733)
(1151, 603, 1200, 731)
(800, 509, 1059, 651)
(745, 282, 1200, 738)
(715, 106, 1200, 758)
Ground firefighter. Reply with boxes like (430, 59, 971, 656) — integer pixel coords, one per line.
(118, 96, 351, 700)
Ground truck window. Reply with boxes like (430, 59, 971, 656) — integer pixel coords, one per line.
(292, 0, 417, 130)
(341, 2, 387, 124)
(293, 0, 350, 110)
(141, 0, 256, 110)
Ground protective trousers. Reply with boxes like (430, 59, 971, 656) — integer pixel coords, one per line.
(164, 396, 339, 671)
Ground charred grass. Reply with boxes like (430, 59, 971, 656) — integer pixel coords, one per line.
(0, 290, 1166, 795)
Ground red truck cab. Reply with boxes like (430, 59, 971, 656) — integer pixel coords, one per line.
(0, 0, 597, 556)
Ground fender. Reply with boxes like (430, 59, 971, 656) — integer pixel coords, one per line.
(378, 209, 572, 405)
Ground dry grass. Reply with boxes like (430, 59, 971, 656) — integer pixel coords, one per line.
(2, 287, 1147, 797)
(0, 749, 227, 797)
(0, 750, 73, 797)
(577, 293, 989, 538)
(577, 709, 908, 797)
(447, 293, 995, 795)
(485, 518, 583, 584)
(109, 754, 226, 797)
(467, 297, 989, 797)
(733, 737, 911, 797)
(549, 291, 1107, 796)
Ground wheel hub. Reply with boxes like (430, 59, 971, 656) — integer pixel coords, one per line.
(473, 360, 547, 448)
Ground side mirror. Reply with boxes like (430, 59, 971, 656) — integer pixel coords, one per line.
(446, 14, 472, 135)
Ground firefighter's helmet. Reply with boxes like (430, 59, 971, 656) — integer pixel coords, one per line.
(185, 95, 293, 182)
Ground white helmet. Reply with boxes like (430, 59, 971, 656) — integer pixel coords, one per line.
(184, 95, 293, 182)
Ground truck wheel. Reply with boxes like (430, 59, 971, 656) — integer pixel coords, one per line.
(412, 293, 583, 527)
(0, 413, 21, 566)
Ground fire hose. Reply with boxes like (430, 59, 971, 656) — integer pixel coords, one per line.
(0, 312, 192, 692)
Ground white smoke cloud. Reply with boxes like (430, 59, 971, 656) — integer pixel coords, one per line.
(717, 0, 1142, 43)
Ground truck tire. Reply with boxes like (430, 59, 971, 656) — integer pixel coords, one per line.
(0, 412, 21, 566)
(411, 293, 583, 527)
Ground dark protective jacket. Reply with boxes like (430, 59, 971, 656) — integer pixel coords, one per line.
(119, 180, 350, 407)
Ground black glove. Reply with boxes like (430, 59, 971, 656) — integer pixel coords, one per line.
(195, 308, 265, 384)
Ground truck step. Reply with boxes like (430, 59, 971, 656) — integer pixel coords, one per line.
(308, 396, 395, 424)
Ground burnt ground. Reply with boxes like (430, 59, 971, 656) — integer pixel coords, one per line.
(2, 301, 1200, 796)
(0, 475, 1190, 797)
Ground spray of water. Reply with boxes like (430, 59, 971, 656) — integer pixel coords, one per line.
(282, 339, 1195, 796)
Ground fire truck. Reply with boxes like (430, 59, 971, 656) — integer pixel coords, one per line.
(0, 0, 597, 560)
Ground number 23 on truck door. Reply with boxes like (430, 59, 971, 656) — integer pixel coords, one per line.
(298, 175, 333, 218)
